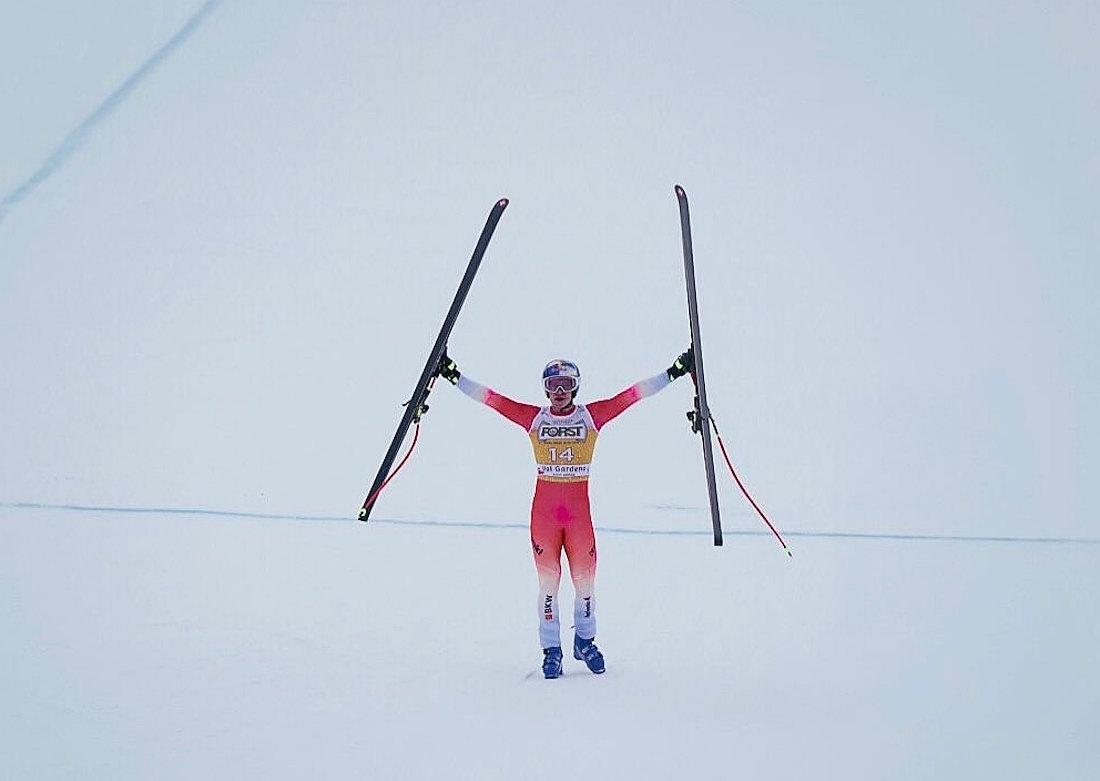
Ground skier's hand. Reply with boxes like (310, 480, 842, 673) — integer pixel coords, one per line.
(667, 347, 694, 380)
(436, 350, 461, 385)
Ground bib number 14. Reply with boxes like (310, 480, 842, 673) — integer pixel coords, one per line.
(548, 447, 574, 462)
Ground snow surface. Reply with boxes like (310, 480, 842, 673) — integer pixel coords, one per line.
(2, 506, 1097, 779)
(2, 2, 1098, 779)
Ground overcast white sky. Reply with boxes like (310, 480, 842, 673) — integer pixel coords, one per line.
(1, 1, 1097, 539)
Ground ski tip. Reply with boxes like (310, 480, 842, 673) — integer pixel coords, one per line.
(674, 184, 686, 198)
(497, 198, 509, 208)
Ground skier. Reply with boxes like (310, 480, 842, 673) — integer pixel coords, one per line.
(435, 348, 694, 678)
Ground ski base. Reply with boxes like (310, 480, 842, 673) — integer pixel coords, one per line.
(675, 185, 723, 546)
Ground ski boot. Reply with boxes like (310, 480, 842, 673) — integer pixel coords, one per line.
(573, 634, 606, 674)
(542, 646, 563, 679)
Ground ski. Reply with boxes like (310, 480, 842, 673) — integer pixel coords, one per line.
(674, 185, 723, 546)
(359, 198, 509, 522)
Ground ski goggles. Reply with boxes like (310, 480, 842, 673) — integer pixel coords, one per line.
(543, 376, 578, 393)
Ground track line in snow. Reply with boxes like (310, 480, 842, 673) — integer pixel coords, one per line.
(2, 500, 1097, 547)
(0, 0, 225, 226)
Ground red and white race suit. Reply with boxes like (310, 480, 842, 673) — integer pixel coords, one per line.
(456, 370, 671, 649)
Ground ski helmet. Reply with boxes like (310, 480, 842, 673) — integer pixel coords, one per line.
(542, 359, 580, 395)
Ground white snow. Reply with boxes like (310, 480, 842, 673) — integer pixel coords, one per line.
(2, 507, 1096, 779)
(1, 2, 1098, 779)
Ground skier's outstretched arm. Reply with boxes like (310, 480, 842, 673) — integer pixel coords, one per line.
(436, 350, 539, 429)
(587, 348, 694, 430)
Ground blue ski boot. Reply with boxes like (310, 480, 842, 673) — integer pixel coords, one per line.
(542, 646, 563, 679)
(573, 634, 606, 674)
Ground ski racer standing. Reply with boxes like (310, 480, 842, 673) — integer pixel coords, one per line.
(435, 349, 694, 678)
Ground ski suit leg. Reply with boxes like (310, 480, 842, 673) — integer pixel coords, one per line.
(563, 504, 597, 641)
(531, 487, 565, 649)
(531, 481, 596, 648)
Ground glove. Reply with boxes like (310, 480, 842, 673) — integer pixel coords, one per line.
(666, 347, 694, 380)
(436, 349, 461, 385)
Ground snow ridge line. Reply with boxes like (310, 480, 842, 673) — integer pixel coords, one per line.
(0, 0, 225, 226)
(2, 500, 1097, 546)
